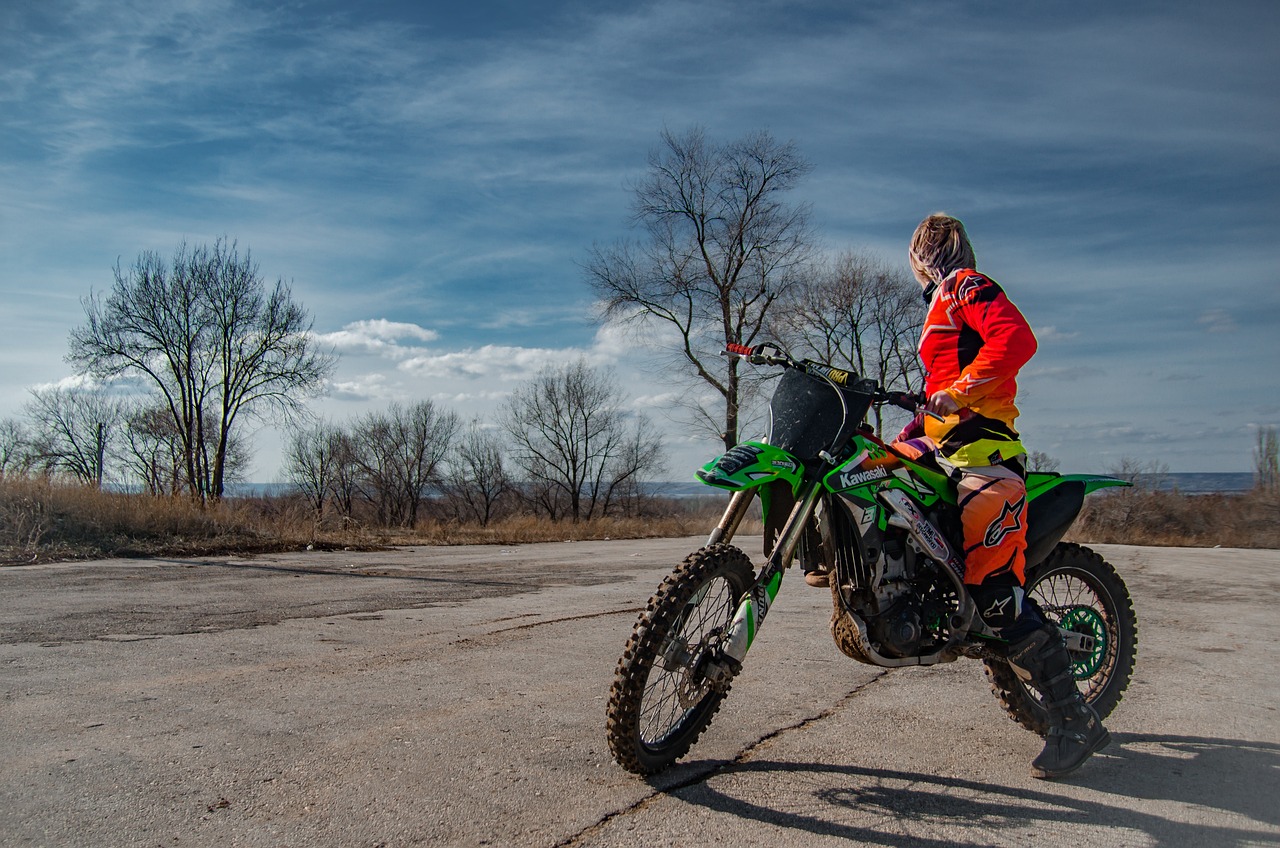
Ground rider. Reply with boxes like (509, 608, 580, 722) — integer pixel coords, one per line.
(896, 213, 1110, 779)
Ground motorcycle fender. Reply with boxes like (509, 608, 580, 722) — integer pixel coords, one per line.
(1023, 473, 1130, 568)
(1026, 472, 1131, 500)
(695, 442, 802, 495)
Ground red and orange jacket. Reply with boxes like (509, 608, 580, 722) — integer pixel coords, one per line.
(917, 269, 1038, 466)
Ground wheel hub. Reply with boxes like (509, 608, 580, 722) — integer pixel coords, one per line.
(1060, 606, 1107, 678)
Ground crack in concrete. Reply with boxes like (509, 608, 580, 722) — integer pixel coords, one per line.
(487, 607, 645, 634)
(554, 670, 892, 847)
(451, 607, 644, 648)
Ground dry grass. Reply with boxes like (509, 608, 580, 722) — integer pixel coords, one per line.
(2, 476, 1274, 565)
(0, 476, 297, 563)
(0, 477, 736, 564)
(1069, 488, 1280, 548)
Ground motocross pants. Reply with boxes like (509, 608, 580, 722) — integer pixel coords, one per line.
(956, 463, 1036, 635)
(892, 440, 1033, 635)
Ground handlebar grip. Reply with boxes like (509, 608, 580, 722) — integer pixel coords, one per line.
(725, 343, 755, 356)
(884, 391, 925, 412)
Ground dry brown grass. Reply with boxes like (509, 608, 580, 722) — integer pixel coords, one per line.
(2, 476, 1274, 565)
(0, 476, 297, 563)
(1070, 488, 1280, 548)
(0, 477, 735, 564)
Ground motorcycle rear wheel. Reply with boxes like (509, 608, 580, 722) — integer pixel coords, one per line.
(606, 544, 755, 775)
(985, 542, 1137, 736)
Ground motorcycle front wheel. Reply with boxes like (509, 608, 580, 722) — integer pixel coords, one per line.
(985, 542, 1138, 736)
(606, 544, 755, 775)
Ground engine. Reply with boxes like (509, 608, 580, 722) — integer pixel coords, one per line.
(826, 496, 964, 665)
(866, 532, 925, 657)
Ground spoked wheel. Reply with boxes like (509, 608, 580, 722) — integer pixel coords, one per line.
(606, 544, 755, 775)
(985, 542, 1138, 735)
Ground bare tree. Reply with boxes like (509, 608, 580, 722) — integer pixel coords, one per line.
(0, 418, 34, 478)
(328, 428, 360, 525)
(1255, 425, 1278, 493)
(1026, 450, 1061, 473)
(442, 421, 512, 527)
(1108, 456, 1170, 491)
(770, 251, 924, 437)
(24, 385, 124, 487)
(586, 127, 815, 450)
(115, 400, 250, 497)
(285, 422, 341, 524)
(501, 359, 664, 522)
(351, 401, 460, 528)
(116, 402, 186, 495)
(597, 421, 666, 517)
(68, 239, 336, 502)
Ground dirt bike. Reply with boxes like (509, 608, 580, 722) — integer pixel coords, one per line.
(606, 343, 1137, 775)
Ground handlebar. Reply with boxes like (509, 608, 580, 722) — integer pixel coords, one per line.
(723, 342, 791, 366)
(723, 344, 944, 421)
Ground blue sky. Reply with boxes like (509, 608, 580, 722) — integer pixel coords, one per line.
(2, 0, 1276, 480)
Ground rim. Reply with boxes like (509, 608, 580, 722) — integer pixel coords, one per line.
(1028, 568, 1118, 701)
(639, 574, 737, 746)
(1060, 605, 1108, 678)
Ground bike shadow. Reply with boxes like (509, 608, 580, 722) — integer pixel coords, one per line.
(661, 733, 1278, 847)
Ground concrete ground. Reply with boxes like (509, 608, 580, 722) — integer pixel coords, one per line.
(2, 539, 1277, 847)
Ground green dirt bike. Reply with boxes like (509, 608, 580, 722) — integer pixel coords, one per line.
(606, 343, 1138, 775)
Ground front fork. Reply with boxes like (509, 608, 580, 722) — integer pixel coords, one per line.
(708, 481, 825, 673)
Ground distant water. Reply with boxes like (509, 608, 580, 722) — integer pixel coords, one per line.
(1140, 472, 1255, 493)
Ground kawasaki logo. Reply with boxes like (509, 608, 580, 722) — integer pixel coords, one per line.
(835, 467, 888, 489)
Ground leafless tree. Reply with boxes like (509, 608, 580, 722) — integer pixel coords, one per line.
(284, 422, 341, 523)
(24, 384, 124, 487)
(586, 127, 815, 451)
(68, 239, 336, 503)
(0, 418, 34, 478)
(116, 402, 186, 495)
(328, 428, 361, 525)
(1255, 426, 1278, 494)
(442, 421, 513, 527)
(1108, 456, 1170, 491)
(1026, 450, 1061, 473)
(770, 251, 924, 437)
(501, 359, 664, 522)
(115, 400, 250, 496)
(351, 401, 460, 528)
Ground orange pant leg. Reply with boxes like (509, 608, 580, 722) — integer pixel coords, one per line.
(956, 469, 1028, 586)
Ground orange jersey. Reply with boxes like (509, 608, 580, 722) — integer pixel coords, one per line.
(919, 269, 1037, 458)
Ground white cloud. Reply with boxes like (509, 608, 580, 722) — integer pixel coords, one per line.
(1197, 309, 1236, 333)
(398, 343, 614, 381)
(1022, 365, 1105, 381)
(328, 374, 394, 402)
(1035, 326, 1079, 342)
(315, 320, 439, 358)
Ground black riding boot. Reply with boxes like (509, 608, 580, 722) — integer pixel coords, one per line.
(1006, 623, 1111, 779)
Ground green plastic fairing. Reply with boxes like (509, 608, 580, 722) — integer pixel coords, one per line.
(696, 441, 802, 494)
(1026, 473, 1131, 501)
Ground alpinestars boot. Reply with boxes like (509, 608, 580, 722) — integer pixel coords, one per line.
(1006, 624, 1111, 779)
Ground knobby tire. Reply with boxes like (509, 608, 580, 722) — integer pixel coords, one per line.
(606, 544, 755, 775)
(985, 542, 1138, 735)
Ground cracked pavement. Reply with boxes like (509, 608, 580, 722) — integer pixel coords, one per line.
(2, 539, 1278, 847)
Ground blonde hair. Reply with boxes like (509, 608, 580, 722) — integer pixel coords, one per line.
(909, 213, 976, 285)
